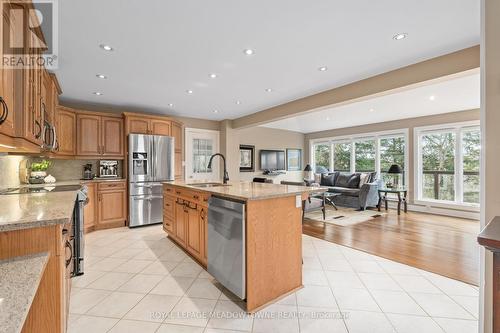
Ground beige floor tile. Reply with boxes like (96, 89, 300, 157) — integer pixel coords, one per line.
(114, 259, 155, 274)
(358, 272, 403, 291)
(276, 292, 297, 306)
(302, 269, 329, 286)
(320, 258, 354, 272)
(386, 313, 443, 333)
(378, 260, 421, 276)
(333, 287, 380, 312)
(69, 289, 111, 314)
(433, 317, 478, 333)
(324, 271, 365, 290)
(86, 272, 135, 291)
(206, 300, 253, 331)
(156, 324, 204, 333)
(67, 315, 119, 333)
(87, 258, 128, 272)
(170, 262, 203, 278)
(391, 274, 443, 294)
(298, 306, 348, 333)
(72, 270, 106, 288)
(86, 291, 145, 318)
(186, 278, 222, 300)
(252, 304, 299, 333)
(124, 294, 180, 322)
(449, 295, 479, 318)
(296, 285, 338, 308)
(150, 276, 195, 296)
(349, 260, 385, 274)
(107, 319, 161, 333)
(108, 248, 145, 259)
(164, 297, 217, 327)
(141, 260, 179, 275)
(343, 310, 396, 333)
(370, 290, 426, 315)
(410, 292, 475, 319)
(118, 273, 164, 293)
(159, 247, 188, 262)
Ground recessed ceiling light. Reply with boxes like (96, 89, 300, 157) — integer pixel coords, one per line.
(186, 90, 193, 94)
(393, 33, 408, 40)
(93, 92, 103, 96)
(369, 108, 375, 112)
(235, 100, 241, 105)
(326, 116, 331, 121)
(429, 95, 436, 101)
(96, 74, 107, 79)
(209, 73, 218, 79)
(213, 110, 219, 113)
(318, 66, 328, 72)
(168, 103, 174, 107)
(265, 88, 273, 92)
(243, 49, 254, 55)
(99, 44, 113, 51)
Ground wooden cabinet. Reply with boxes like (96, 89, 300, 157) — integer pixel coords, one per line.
(124, 114, 173, 136)
(83, 183, 97, 233)
(0, 1, 16, 137)
(97, 181, 127, 229)
(164, 184, 208, 265)
(171, 121, 183, 179)
(77, 112, 124, 157)
(55, 107, 76, 155)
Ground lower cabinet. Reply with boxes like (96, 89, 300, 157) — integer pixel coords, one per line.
(83, 180, 127, 232)
(164, 185, 208, 266)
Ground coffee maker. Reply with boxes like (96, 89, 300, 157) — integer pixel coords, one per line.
(82, 164, 93, 180)
(99, 160, 118, 178)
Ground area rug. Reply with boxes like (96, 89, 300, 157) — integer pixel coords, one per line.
(305, 207, 386, 226)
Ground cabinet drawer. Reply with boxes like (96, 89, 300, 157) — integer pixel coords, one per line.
(164, 197, 174, 215)
(98, 181, 126, 191)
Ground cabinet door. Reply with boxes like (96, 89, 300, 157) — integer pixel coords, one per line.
(77, 114, 101, 155)
(0, 3, 15, 137)
(175, 151, 183, 180)
(101, 116, 124, 156)
(98, 189, 127, 227)
(171, 121, 182, 151)
(186, 204, 203, 260)
(56, 108, 76, 155)
(200, 206, 207, 265)
(174, 200, 187, 246)
(83, 183, 96, 232)
(127, 117, 150, 134)
(151, 119, 171, 136)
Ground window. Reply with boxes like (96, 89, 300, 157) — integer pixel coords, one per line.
(416, 122, 480, 206)
(192, 138, 213, 173)
(313, 142, 331, 173)
(354, 139, 376, 172)
(310, 130, 408, 184)
(380, 136, 406, 186)
(333, 142, 351, 172)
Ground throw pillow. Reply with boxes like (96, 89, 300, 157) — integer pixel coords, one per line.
(314, 173, 322, 184)
(335, 173, 352, 187)
(320, 173, 336, 186)
(347, 173, 361, 188)
(359, 173, 370, 187)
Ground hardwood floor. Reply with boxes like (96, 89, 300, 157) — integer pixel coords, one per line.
(303, 208, 480, 286)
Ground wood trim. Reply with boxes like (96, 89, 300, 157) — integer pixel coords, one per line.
(232, 46, 480, 128)
(123, 111, 175, 122)
(74, 109, 123, 118)
(478, 217, 500, 251)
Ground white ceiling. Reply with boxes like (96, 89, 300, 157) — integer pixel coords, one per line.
(261, 72, 480, 133)
(55, 0, 479, 121)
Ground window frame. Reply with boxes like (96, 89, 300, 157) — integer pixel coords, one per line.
(310, 128, 409, 185)
(414, 121, 480, 209)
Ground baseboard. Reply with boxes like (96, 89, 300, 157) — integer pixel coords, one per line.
(383, 201, 480, 220)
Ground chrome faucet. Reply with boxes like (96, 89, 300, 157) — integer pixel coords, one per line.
(207, 153, 229, 184)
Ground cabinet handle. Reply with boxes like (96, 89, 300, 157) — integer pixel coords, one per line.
(176, 191, 181, 195)
(0, 97, 8, 125)
(193, 195, 199, 200)
(35, 120, 42, 139)
(98, 194, 102, 202)
(65, 240, 73, 268)
(200, 208, 205, 220)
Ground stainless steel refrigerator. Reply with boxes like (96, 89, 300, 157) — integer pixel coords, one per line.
(128, 134, 174, 227)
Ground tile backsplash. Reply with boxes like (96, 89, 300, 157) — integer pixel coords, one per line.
(0, 155, 123, 188)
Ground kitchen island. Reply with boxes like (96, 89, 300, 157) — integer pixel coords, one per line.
(163, 180, 325, 312)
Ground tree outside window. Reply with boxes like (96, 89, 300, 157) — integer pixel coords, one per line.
(354, 140, 376, 172)
(333, 142, 351, 172)
(380, 136, 405, 186)
(314, 143, 330, 172)
(462, 129, 480, 204)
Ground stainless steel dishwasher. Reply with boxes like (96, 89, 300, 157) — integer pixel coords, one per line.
(207, 196, 246, 299)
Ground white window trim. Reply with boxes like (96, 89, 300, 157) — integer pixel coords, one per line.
(184, 128, 220, 181)
(413, 120, 480, 209)
(310, 128, 409, 186)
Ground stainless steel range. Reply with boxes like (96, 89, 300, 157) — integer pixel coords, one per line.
(128, 134, 174, 227)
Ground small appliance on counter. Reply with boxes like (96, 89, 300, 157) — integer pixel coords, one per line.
(99, 160, 118, 178)
(82, 163, 93, 180)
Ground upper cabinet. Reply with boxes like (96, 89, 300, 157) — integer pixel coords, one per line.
(124, 113, 174, 136)
(0, 1, 16, 138)
(151, 119, 171, 136)
(77, 112, 124, 158)
(55, 107, 76, 156)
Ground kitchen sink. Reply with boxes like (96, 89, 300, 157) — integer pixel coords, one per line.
(187, 182, 231, 188)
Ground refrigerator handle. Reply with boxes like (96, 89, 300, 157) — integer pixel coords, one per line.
(151, 136, 155, 181)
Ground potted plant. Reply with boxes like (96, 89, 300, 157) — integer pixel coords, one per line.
(30, 160, 52, 179)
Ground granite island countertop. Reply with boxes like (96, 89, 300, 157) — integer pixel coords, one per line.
(0, 252, 49, 333)
(163, 180, 327, 201)
(0, 190, 79, 232)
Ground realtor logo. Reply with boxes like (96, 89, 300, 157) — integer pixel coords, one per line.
(2, 0, 58, 69)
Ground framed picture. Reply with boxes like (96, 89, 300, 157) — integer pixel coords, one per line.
(239, 145, 255, 172)
(286, 148, 302, 171)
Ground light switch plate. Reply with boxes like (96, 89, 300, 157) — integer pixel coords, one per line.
(296, 195, 301, 208)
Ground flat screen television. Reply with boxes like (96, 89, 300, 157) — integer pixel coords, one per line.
(260, 150, 285, 170)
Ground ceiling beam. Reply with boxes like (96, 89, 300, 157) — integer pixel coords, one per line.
(232, 45, 480, 129)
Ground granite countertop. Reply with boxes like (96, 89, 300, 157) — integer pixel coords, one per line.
(164, 180, 327, 201)
(17, 178, 126, 187)
(0, 252, 49, 333)
(0, 190, 78, 232)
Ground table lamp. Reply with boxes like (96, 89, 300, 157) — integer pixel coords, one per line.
(387, 164, 403, 188)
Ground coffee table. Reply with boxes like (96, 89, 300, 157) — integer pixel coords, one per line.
(312, 191, 341, 211)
